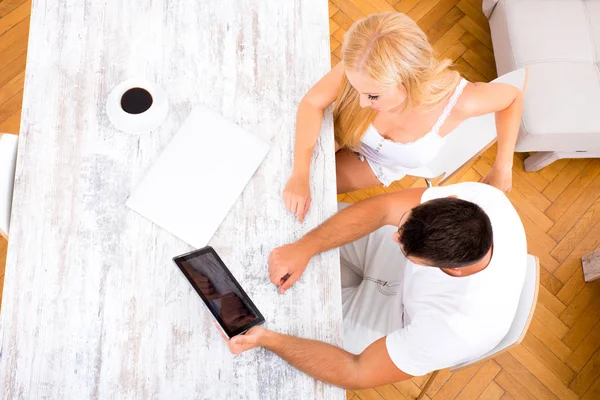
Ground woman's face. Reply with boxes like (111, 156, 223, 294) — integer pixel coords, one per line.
(345, 68, 407, 112)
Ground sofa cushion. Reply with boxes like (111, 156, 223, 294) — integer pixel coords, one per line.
(521, 63, 600, 151)
(507, 1, 595, 63)
(482, 0, 499, 18)
(587, 1, 600, 62)
(488, 0, 600, 152)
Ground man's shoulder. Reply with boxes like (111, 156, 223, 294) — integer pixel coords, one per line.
(422, 182, 505, 204)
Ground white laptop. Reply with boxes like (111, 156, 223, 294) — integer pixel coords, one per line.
(126, 105, 270, 248)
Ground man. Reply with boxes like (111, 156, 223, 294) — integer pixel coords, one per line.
(216, 182, 526, 390)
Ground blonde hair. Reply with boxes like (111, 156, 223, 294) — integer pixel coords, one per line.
(333, 12, 461, 149)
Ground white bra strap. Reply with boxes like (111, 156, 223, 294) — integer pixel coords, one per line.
(430, 78, 468, 135)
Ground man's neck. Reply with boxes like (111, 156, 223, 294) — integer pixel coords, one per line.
(440, 246, 494, 277)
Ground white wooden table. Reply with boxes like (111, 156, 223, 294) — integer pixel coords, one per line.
(0, 1, 344, 399)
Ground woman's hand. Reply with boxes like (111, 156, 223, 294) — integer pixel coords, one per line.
(283, 173, 312, 223)
(483, 163, 513, 192)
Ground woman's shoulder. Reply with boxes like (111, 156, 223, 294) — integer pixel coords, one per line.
(451, 79, 481, 119)
(453, 79, 521, 119)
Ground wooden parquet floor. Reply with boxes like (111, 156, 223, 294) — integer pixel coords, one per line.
(0, 0, 599, 398)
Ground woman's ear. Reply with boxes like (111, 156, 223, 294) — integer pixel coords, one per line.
(397, 83, 408, 102)
(392, 231, 401, 243)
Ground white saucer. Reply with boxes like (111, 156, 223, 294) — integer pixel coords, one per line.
(106, 79, 169, 135)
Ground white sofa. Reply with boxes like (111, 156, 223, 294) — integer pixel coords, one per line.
(483, 0, 600, 171)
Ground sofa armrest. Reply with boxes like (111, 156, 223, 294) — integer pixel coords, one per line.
(482, 0, 499, 19)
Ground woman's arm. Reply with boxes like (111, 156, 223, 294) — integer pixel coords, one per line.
(284, 63, 345, 222)
(454, 70, 529, 192)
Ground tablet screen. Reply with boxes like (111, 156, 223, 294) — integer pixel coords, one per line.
(174, 247, 264, 337)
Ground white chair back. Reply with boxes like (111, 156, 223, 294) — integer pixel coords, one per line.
(0, 133, 19, 237)
(451, 254, 540, 370)
(407, 69, 528, 183)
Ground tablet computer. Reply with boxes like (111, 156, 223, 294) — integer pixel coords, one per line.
(173, 246, 265, 338)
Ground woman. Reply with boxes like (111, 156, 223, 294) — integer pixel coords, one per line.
(283, 12, 525, 222)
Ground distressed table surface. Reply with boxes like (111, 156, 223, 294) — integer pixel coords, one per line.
(0, 1, 343, 399)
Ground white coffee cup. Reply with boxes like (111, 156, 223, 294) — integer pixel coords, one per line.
(106, 79, 169, 134)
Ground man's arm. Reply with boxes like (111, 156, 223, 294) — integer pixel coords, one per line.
(298, 188, 425, 256)
(226, 327, 412, 390)
(268, 188, 425, 292)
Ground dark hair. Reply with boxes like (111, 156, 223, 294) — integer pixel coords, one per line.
(399, 198, 493, 268)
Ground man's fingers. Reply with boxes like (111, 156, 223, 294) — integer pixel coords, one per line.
(231, 335, 246, 346)
(269, 264, 290, 286)
(269, 268, 284, 285)
(214, 321, 252, 355)
(279, 273, 299, 294)
(278, 273, 291, 285)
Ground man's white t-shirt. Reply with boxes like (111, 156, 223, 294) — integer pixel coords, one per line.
(385, 182, 527, 376)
